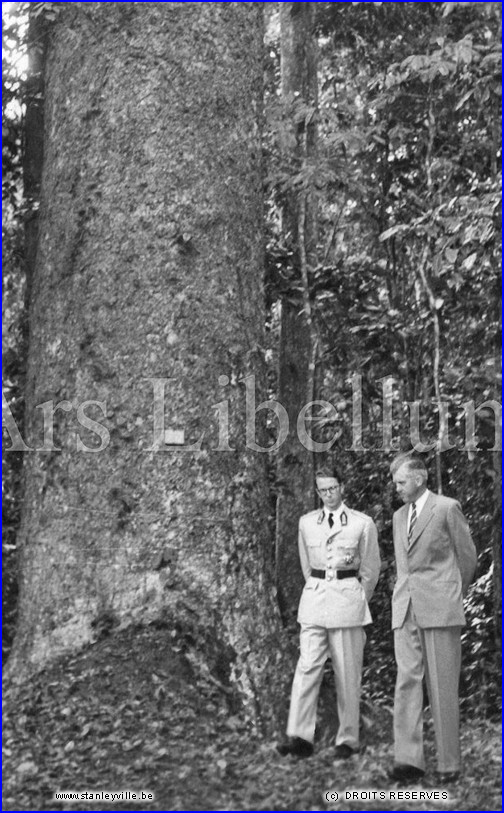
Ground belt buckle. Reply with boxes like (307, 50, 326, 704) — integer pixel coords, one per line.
(326, 569, 334, 581)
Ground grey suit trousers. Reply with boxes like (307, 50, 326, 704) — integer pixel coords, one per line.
(394, 602, 462, 773)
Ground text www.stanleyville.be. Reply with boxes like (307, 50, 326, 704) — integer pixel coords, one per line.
(53, 790, 154, 802)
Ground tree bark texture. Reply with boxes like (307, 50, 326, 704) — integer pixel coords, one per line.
(9, 1, 288, 726)
(24, 12, 48, 305)
(276, 2, 318, 622)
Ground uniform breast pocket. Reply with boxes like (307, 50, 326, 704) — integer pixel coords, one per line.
(335, 539, 360, 569)
(306, 540, 324, 569)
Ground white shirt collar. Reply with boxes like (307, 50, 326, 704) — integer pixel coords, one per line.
(409, 488, 430, 519)
(323, 502, 347, 524)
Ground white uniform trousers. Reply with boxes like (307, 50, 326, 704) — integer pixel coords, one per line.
(394, 602, 462, 772)
(286, 624, 366, 747)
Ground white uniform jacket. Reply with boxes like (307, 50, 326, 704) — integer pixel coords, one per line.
(297, 504, 381, 629)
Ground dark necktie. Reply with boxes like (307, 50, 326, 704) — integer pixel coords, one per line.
(328, 512, 334, 529)
(408, 502, 417, 542)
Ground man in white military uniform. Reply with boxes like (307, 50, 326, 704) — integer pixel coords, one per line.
(278, 465, 381, 759)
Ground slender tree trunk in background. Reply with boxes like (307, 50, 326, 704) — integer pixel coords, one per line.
(23, 12, 47, 306)
(492, 450, 501, 650)
(7, 2, 288, 728)
(1, 8, 49, 659)
(276, 2, 318, 623)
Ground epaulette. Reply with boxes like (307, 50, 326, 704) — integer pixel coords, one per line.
(348, 507, 372, 521)
(301, 508, 322, 519)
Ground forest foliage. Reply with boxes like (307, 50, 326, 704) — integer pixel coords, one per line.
(2, 1, 501, 716)
(264, 0, 501, 714)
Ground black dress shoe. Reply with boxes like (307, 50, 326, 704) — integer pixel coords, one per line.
(435, 771, 460, 784)
(276, 737, 313, 758)
(388, 763, 425, 783)
(334, 743, 356, 760)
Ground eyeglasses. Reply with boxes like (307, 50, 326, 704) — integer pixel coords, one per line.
(317, 485, 341, 496)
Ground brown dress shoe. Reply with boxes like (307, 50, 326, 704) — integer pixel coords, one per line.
(388, 763, 425, 783)
(276, 737, 314, 758)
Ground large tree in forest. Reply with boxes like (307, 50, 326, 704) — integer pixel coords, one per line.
(6, 1, 288, 725)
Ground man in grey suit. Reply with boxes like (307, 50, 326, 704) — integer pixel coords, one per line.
(277, 464, 381, 759)
(389, 454, 477, 784)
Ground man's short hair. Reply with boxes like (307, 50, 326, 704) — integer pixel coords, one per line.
(390, 453, 428, 481)
(315, 464, 344, 483)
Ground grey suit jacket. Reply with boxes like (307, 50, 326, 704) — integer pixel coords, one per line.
(392, 492, 477, 629)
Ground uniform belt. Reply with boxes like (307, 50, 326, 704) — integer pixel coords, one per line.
(311, 568, 359, 580)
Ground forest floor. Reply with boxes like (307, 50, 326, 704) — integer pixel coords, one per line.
(2, 625, 501, 812)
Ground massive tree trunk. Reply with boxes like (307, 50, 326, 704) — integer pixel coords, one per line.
(275, 2, 318, 622)
(8, 2, 287, 725)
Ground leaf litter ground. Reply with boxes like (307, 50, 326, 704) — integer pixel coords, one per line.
(3, 625, 501, 811)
